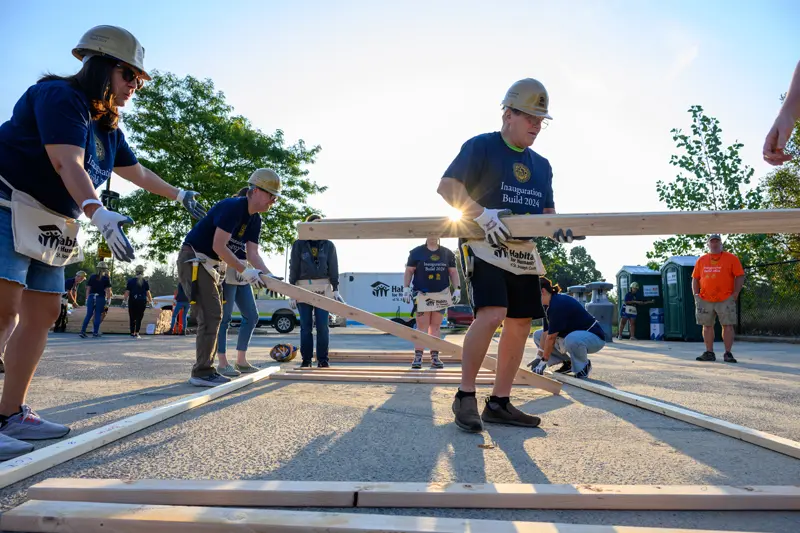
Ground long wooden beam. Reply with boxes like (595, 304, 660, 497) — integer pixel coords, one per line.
(0, 366, 281, 490)
(272, 373, 496, 385)
(0, 500, 764, 532)
(296, 209, 800, 240)
(290, 367, 492, 374)
(261, 277, 561, 394)
(553, 374, 800, 460)
(27, 479, 800, 510)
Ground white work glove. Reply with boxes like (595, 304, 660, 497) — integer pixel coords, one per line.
(289, 299, 297, 310)
(473, 208, 512, 246)
(333, 290, 345, 303)
(452, 289, 461, 303)
(241, 268, 264, 287)
(533, 360, 547, 375)
(90, 207, 135, 262)
(176, 190, 207, 220)
(402, 287, 412, 304)
(552, 228, 586, 243)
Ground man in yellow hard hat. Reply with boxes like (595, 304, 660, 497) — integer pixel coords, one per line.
(438, 78, 577, 433)
(179, 169, 282, 387)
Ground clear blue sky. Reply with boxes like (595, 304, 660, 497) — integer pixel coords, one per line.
(2, 1, 798, 284)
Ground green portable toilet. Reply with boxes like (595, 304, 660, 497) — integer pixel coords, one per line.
(616, 266, 663, 339)
(661, 256, 721, 341)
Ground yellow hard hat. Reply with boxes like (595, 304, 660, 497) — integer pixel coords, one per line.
(76, 270, 87, 277)
(72, 25, 151, 80)
(270, 343, 297, 362)
(248, 168, 283, 198)
(502, 78, 552, 119)
(630, 282, 640, 290)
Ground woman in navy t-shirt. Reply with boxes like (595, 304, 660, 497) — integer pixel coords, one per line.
(0, 25, 206, 459)
(124, 265, 152, 338)
(80, 262, 113, 338)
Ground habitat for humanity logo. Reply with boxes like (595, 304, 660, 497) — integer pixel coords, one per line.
(371, 281, 390, 297)
(38, 225, 78, 254)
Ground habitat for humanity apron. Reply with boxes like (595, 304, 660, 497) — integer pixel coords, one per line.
(465, 239, 546, 276)
(295, 278, 333, 299)
(0, 176, 83, 267)
(415, 288, 452, 313)
(623, 304, 638, 316)
(188, 246, 225, 285)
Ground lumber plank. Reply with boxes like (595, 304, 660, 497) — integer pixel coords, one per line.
(263, 275, 560, 394)
(0, 500, 756, 532)
(27, 479, 800, 511)
(271, 373, 495, 384)
(553, 374, 800, 460)
(0, 366, 281, 490)
(289, 368, 492, 374)
(296, 209, 800, 240)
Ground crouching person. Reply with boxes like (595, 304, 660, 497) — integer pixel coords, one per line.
(530, 277, 605, 379)
(179, 169, 282, 387)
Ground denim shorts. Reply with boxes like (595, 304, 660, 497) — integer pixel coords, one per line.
(0, 192, 65, 293)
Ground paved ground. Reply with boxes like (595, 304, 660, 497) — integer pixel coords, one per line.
(0, 330, 798, 532)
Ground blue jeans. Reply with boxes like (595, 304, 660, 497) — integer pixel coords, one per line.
(217, 283, 258, 353)
(298, 303, 329, 363)
(81, 294, 106, 335)
(170, 301, 190, 333)
(533, 329, 604, 375)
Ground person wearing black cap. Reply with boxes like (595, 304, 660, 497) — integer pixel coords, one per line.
(692, 234, 745, 363)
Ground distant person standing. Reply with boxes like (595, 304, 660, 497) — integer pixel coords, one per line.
(54, 270, 86, 332)
(169, 283, 190, 335)
(402, 237, 460, 369)
(124, 265, 152, 338)
(289, 214, 344, 368)
(693, 234, 745, 363)
(80, 262, 112, 338)
(764, 60, 800, 166)
(617, 282, 652, 340)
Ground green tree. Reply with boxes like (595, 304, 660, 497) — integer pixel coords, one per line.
(118, 72, 324, 262)
(646, 105, 787, 267)
(146, 265, 179, 298)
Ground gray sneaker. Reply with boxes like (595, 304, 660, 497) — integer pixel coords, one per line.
(217, 364, 241, 377)
(0, 433, 34, 461)
(0, 405, 70, 441)
(188, 373, 232, 387)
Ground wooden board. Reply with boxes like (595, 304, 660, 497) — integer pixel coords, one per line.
(296, 209, 800, 240)
(0, 366, 281, 490)
(27, 479, 800, 511)
(272, 373, 495, 385)
(326, 356, 460, 363)
(553, 374, 800, 460)
(262, 276, 561, 395)
(289, 368, 492, 374)
(0, 500, 757, 532)
(62, 307, 172, 335)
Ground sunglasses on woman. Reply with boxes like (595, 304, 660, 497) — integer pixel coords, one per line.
(116, 64, 145, 90)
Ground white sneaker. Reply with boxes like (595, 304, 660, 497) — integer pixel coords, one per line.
(0, 433, 34, 461)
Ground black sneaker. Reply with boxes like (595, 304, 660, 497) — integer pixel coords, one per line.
(300, 360, 312, 368)
(553, 360, 572, 374)
(452, 394, 483, 433)
(317, 361, 330, 368)
(574, 360, 592, 379)
(79, 333, 88, 339)
(481, 398, 541, 428)
(723, 352, 737, 363)
(696, 351, 716, 362)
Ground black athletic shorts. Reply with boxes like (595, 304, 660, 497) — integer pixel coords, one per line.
(467, 256, 544, 319)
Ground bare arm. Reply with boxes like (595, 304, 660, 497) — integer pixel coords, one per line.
(692, 278, 700, 296)
(404, 266, 415, 288)
(541, 332, 558, 360)
(245, 241, 271, 274)
(780, 60, 800, 122)
(105, 287, 112, 300)
(733, 275, 745, 300)
(448, 266, 459, 289)
(123, 290, 130, 302)
(437, 178, 483, 218)
(68, 289, 79, 306)
(114, 163, 180, 201)
(146, 291, 153, 304)
(543, 208, 556, 214)
(212, 228, 247, 274)
(44, 145, 103, 218)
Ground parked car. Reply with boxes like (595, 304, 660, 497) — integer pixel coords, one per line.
(446, 305, 474, 328)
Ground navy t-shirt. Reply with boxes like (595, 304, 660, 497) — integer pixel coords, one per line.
(184, 197, 261, 260)
(0, 80, 138, 218)
(443, 132, 554, 218)
(545, 293, 604, 340)
(87, 274, 111, 295)
(126, 278, 150, 301)
(175, 284, 188, 303)
(406, 245, 456, 293)
(64, 277, 76, 292)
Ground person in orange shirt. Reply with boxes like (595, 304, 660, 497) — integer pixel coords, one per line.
(691, 234, 745, 363)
